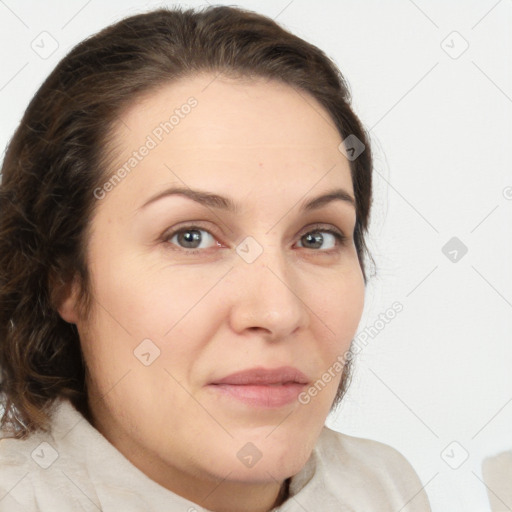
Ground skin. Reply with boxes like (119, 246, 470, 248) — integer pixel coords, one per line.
(59, 74, 365, 512)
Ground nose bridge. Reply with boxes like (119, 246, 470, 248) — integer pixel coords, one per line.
(229, 240, 309, 338)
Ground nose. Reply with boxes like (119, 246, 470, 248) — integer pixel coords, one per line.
(228, 247, 310, 341)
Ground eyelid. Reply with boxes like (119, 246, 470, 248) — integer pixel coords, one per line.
(297, 222, 346, 238)
(161, 222, 224, 249)
(161, 221, 348, 254)
(295, 223, 348, 253)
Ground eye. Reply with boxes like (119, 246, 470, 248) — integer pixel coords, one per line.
(165, 226, 220, 252)
(162, 224, 347, 255)
(296, 228, 346, 251)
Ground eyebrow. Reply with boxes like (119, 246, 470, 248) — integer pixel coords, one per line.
(138, 186, 355, 213)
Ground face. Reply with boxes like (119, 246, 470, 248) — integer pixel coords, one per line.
(61, 74, 365, 505)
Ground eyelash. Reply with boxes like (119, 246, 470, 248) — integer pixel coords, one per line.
(161, 223, 348, 256)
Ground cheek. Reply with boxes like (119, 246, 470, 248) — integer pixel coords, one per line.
(292, 265, 364, 392)
(312, 269, 364, 396)
(79, 251, 228, 391)
(314, 267, 365, 343)
(86, 241, 222, 340)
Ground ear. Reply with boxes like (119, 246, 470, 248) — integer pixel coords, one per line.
(53, 274, 81, 325)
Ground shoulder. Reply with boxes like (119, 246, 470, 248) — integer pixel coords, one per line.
(0, 399, 93, 511)
(0, 431, 44, 511)
(319, 425, 418, 468)
(482, 451, 512, 511)
(314, 427, 431, 511)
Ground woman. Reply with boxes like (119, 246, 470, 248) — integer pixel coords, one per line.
(0, 6, 431, 511)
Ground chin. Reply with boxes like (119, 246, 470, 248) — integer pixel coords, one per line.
(200, 432, 315, 484)
(217, 454, 309, 484)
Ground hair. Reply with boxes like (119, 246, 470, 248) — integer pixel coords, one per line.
(0, 5, 374, 438)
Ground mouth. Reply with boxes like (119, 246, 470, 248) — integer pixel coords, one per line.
(207, 366, 309, 408)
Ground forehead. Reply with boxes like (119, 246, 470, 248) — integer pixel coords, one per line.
(104, 74, 353, 209)
(120, 74, 340, 142)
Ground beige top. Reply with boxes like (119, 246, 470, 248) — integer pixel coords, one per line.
(482, 451, 512, 512)
(0, 398, 431, 511)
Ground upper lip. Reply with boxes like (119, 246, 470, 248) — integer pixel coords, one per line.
(210, 366, 309, 385)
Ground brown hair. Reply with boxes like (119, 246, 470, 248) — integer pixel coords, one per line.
(0, 5, 373, 438)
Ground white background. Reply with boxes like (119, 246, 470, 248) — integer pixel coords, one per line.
(1, 1, 511, 511)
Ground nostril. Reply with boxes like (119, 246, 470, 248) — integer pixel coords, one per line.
(248, 326, 270, 333)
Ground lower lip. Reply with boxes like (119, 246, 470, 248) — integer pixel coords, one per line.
(208, 383, 306, 408)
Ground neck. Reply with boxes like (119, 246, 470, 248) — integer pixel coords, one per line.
(191, 478, 290, 512)
(87, 398, 291, 512)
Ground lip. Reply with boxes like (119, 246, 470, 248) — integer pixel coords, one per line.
(208, 366, 309, 408)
